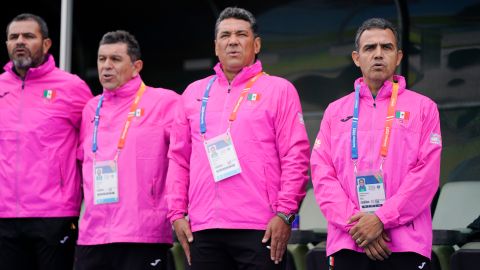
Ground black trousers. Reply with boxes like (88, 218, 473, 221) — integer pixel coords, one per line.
(0, 217, 78, 270)
(189, 229, 285, 270)
(329, 249, 431, 270)
(75, 243, 171, 270)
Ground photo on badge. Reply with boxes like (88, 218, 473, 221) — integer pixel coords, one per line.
(357, 177, 367, 192)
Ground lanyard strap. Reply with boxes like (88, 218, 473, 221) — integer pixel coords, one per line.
(351, 84, 361, 160)
(92, 95, 104, 153)
(380, 83, 399, 157)
(200, 72, 264, 135)
(228, 72, 264, 122)
(351, 82, 399, 161)
(92, 82, 147, 159)
(200, 76, 217, 134)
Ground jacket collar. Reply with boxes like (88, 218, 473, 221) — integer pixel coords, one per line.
(213, 60, 263, 87)
(3, 54, 56, 80)
(354, 75, 406, 101)
(102, 75, 143, 100)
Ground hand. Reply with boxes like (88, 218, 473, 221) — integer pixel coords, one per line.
(262, 215, 292, 264)
(364, 232, 391, 261)
(348, 212, 384, 247)
(173, 218, 194, 265)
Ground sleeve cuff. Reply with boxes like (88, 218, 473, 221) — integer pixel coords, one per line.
(276, 206, 295, 215)
(375, 209, 397, 229)
(169, 213, 186, 225)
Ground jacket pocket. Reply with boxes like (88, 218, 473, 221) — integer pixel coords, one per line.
(58, 156, 65, 192)
(0, 130, 17, 163)
(0, 130, 17, 202)
(136, 157, 158, 207)
(263, 164, 280, 213)
(46, 154, 64, 191)
(135, 125, 168, 207)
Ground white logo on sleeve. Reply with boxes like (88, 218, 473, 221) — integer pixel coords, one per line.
(314, 138, 321, 149)
(418, 262, 426, 269)
(429, 133, 442, 145)
(150, 259, 161, 266)
(298, 112, 305, 125)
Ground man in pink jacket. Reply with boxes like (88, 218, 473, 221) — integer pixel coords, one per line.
(75, 30, 178, 270)
(0, 13, 92, 270)
(167, 7, 310, 270)
(311, 18, 442, 270)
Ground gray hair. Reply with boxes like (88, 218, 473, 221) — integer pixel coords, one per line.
(354, 18, 400, 51)
(99, 30, 141, 62)
(215, 7, 258, 38)
(7, 13, 49, 39)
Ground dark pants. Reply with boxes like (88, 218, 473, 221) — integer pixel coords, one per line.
(329, 249, 431, 270)
(75, 243, 171, 270)
(0, 217, 78, 270)
(190, 229, 285, 270)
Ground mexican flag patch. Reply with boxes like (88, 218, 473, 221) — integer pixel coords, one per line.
(43, 89, 56, 100)
(134, 108, 144, 117)
(395, 110, 410, 120)
(247, 93, 260, 101)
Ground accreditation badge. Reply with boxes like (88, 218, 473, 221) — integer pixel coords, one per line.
(356, 171, 385, 213)
(93, 160, 119, 204)
(204, 131, 242, 182)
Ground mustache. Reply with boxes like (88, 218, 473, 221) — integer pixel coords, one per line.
(13, 44, 29, 53)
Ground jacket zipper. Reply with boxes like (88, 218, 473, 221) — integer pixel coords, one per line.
(107, 96, 115, 243)
(105, 202, 111, 243)
(214, 82, 231, 225)
(15, 76, 26, 216)
(370, 95, 376, 170)
(219, 83, 232, 133)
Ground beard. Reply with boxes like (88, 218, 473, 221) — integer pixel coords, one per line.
(12, 56, 33, 70)
(10, 46, 45, 71)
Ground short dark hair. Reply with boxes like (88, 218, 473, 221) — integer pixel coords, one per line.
(215, 7, 258, 38)
(7, 13, 49, 39)
(354, 18, 400, 51)
(99, 30, 141, 62)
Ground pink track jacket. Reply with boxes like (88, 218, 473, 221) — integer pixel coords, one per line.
(77, 76, 178, 245)
(0, 55, 92, 218)
(167, 61, 310, 232)
(311, 76, 442, 258)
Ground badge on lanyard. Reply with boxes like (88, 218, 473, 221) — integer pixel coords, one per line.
(204, 131, 242, 182)
(91, 83, 147, 205)
(200, 73, 264, 183)
(356, 171, 385, 213)
(93, 160, 119, 204)
(351, 82, 399, 213)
